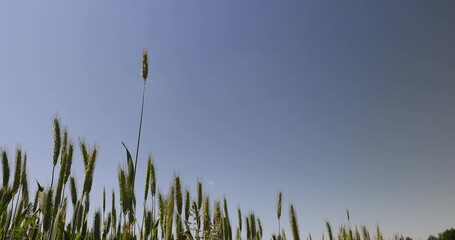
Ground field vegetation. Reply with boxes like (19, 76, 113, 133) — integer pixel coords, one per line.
(0, 50, 449, 240)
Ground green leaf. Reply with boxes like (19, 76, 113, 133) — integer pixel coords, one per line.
(51, 207, 64, 240)
(152, 219, 160, 239)
(0, 190, 12, 215)
(74, 233, 83, 240)
(36, 180, 44, 192)
(121, 142, 135, 189)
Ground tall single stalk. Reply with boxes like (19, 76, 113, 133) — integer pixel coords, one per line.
(134, 49, 149, 184)
(134, 82, 146, 181)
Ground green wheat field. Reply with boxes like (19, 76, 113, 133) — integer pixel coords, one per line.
(0, 51, 453, 240)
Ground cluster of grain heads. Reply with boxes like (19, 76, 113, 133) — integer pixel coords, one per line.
(173, 182, 234, 240)
(0, 121, 392, 240)
(117, 142, 138, 237)
(244, 212, 262, 240)
(0, 146, 38, 239)
(0, 51, 398, 240)
(0, 125, 393, 240)
(24, 118, 102, 240)
(53, 128, 74, 217)
(187, 180, 203, 239)
(65, 138, 98, 238)
(141, 153, 159, 240)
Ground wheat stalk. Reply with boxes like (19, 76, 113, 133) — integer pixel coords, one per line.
(133, 49, 149, 182)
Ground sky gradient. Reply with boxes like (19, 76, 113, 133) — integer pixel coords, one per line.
(1, 1, 455, 239)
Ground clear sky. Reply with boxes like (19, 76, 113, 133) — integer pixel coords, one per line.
(1, 1, 454, 239)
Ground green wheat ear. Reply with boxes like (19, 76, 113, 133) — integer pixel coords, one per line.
(158, 192, 165, 233)
(144, 155, 151, 201)
(326, 222, 333, 240)
(102, 187, 106, 214)
(213, 201, 222, 235)
(12, 147, 22, 193)
(2, 150, 10, 188)
(43, 188, 54, 231)
(93, 210, 101, 240)
(245, 215, 250, 239)
(249, 212, 257, 239)
(149, 155, 156, 197)
(70, 176, 78, 207)
(174, 175, 182, 216)
(184, 188, 190, 223)
(53, 118, 61, 167)
(289, 204, 300, 240)
(223, 196, 232, 239)
(141, 49, 148, 82)
(21, 153, 29, 204)
(237, 207, 242, 232)
(277, 192, 282, 219)
(82, 145, 98, 196)
(277, 191, 282, 239)
(203, 196, 211, 239)
(111, 190, 117, 235)
(197, 180, 203, 209)
(118, 169, 127, 215)
(64, 142, 74, 184)
(165, 185, 175, 240)
(258, 218, 263, 239)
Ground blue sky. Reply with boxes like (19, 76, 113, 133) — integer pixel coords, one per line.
(1, 1, 455, 239)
